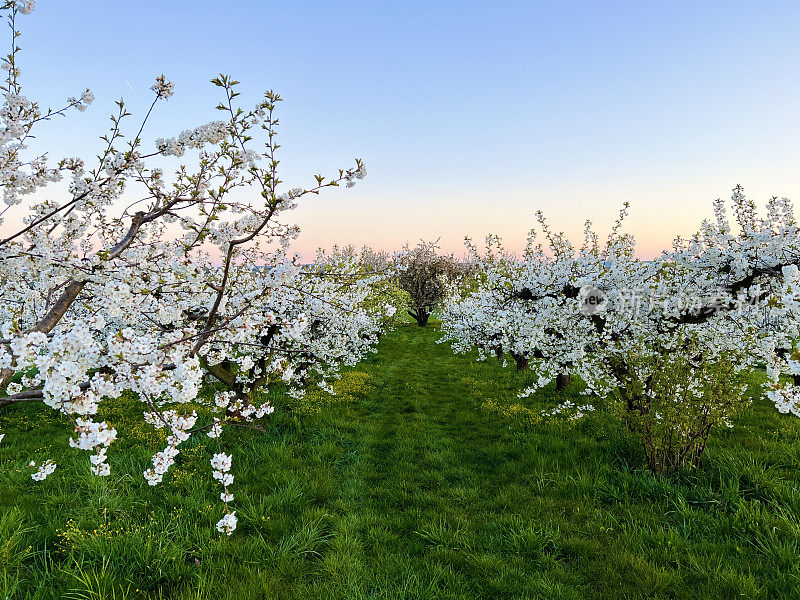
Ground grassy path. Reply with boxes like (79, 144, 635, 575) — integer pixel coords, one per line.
(1, 324, 800, 599)
(310, 324, 581, 599)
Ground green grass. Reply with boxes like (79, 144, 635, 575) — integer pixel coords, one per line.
(2, 324, 800, 599)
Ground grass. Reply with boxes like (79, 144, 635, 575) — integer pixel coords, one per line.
(1, 323, 800, 599)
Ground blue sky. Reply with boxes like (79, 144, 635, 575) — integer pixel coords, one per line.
(16, 1, 800, 257)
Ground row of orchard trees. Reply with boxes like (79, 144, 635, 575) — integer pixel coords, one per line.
(439, 194, 800, 472)
(0, 2, 402, 535)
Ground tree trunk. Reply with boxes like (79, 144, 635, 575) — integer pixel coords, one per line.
(511, 352, 528, 371)
(407, 309, 430, 327)
(556, 372, 570, 391)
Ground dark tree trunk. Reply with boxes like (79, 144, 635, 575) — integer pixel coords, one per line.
(495, 347, 504, 362)
(511, 352, 528, 371)
(794, 374, 800, 386)
(556, 372, 570, 391)
(408, 309, 430, 327)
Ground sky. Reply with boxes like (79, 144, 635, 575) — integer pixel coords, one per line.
(12, 1, 800, 259)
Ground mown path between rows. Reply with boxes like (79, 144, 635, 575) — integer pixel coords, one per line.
(308, 323, 586, 599)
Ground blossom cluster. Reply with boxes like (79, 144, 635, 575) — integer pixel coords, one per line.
(154, 121, 228, 157)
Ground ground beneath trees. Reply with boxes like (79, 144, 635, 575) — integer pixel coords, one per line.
(1, 324, 799, 599)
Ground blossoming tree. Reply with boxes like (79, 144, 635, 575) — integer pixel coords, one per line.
(0, 1, 389, 534)
(397, 240, 473, 327)
(440, 188, 800, 472)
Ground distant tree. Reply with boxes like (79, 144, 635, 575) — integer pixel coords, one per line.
(398, 240, 472, 327)
(312, 244, 409, 336)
